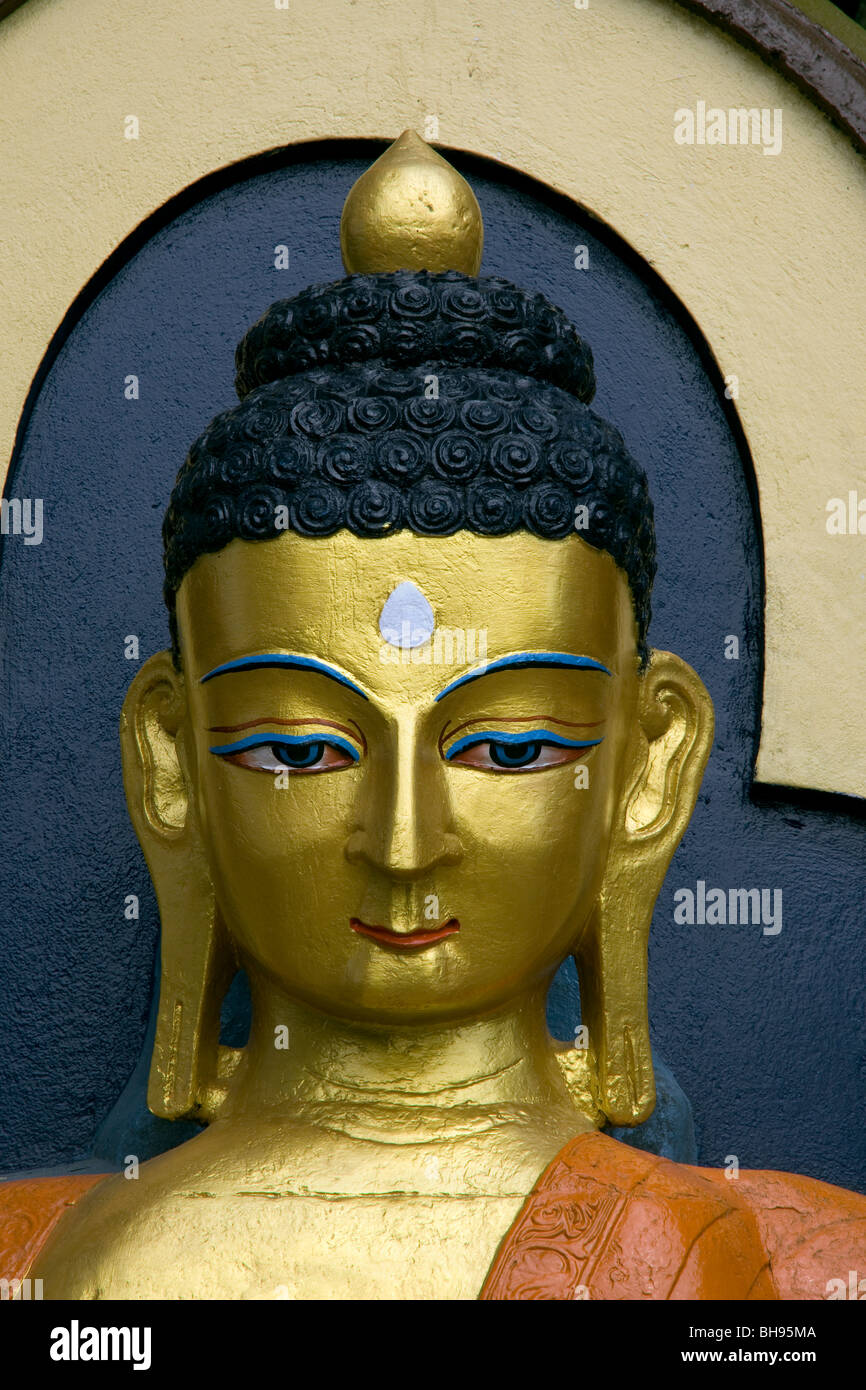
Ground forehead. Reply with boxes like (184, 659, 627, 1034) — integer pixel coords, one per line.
(176, 530, 637, 696)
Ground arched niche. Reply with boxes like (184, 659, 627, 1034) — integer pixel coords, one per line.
(0, 148, 863, 1194)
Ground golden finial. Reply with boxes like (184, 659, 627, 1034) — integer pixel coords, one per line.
(340, 130, 483, 276)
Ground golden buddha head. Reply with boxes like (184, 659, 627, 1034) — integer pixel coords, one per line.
(121, 136, 713, 1136)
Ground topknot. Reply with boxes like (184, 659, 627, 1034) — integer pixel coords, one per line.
(234, 271, 596, 404)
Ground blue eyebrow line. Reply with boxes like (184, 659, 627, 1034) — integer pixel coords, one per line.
(209, 732, 360, 761)
(445, 729, 603, 759)
(434, 652, 612, 702)
(199, 654, 369, 701)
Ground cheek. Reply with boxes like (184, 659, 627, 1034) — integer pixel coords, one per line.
(448, 753, 615, 927)
(195, 755, 360, 940)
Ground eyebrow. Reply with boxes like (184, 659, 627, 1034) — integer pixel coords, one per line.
(199, 654, 369, 701)
(434, 652, 612, 702)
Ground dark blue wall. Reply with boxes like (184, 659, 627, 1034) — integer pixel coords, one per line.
(1, 148, 863, 1189)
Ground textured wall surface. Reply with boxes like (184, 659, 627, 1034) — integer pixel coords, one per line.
(0, 153, 863, 1189)
(1, 0, 865, 797)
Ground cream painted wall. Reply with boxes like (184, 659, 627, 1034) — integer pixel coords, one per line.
(0, 0, 864, 797)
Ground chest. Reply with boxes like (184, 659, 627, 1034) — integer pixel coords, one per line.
(98, 1191, 528, 1300)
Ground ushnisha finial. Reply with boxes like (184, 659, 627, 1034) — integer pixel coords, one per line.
(340, 130, 483, 275)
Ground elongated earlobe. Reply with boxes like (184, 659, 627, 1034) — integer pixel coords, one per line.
(575, 650, 714, 1126)
(120, 650, 235, 1120)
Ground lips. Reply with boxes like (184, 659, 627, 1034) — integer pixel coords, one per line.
(349, 917, 460, 950)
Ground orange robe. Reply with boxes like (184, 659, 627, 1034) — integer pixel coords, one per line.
(481, 1133, 866, 1299)
(0, 1174, 104, 1293)
(2, 1134, 865, 1299)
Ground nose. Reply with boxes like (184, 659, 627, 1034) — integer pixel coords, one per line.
(345, 710, 462, 878)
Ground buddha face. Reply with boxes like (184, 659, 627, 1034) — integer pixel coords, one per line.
(172, 529, 642, 1024)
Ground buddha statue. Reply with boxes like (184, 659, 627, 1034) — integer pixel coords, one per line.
(3, 133, 865, 1300)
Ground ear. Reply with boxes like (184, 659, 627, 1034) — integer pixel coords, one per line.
(575, 650, 714, 1126)
(120, 651, 235, 1121)
(624, 650, 716, 844)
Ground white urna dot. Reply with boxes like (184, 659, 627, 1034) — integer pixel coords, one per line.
(379, 581, 435, 649)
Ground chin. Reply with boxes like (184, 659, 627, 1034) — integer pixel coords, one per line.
(254, 953, 566, 1029)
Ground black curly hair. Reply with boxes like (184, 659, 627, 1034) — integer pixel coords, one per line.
(163, 269, 656, 663)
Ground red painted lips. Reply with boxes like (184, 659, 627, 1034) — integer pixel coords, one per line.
(349, 918, 460, 950)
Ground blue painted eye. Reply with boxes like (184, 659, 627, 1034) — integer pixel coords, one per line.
(273, 741, 325, 768)
(488, 740, 543, 768)
(445, 728, 603, 772)
(208, 732, 360, 774)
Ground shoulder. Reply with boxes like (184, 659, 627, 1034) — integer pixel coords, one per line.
(0, 1175, 106, 1291)
(481, 1132, 775, 1300)
(688, 1163, 866, 1300)
(29, 1129, 253, 1297)
(29, 1144, 218, 1298)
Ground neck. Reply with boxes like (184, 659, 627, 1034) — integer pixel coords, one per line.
(225, 972, 585, 1144)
